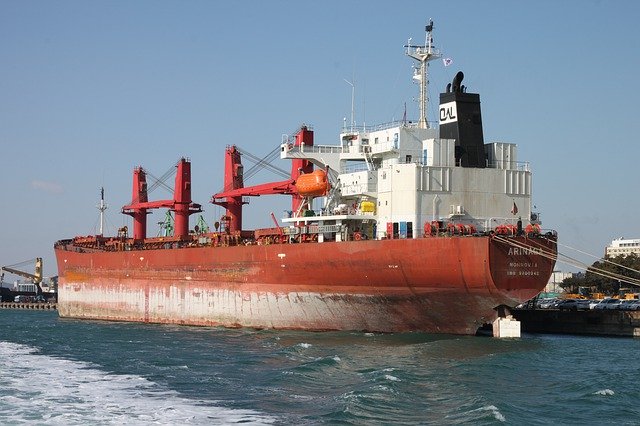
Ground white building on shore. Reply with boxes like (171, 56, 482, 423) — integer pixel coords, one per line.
(544, 271, 573, 293)
(605, 238, 640, 258)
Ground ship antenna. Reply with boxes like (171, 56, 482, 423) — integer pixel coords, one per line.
(405, 19, 442, 129)
(97, 186, 108, 236)
(343, 78, 355, 133)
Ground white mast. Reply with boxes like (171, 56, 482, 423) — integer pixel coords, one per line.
(97, 187, 108, 236)
(343, 78, 355, 133)
(405, 19, 442, 129)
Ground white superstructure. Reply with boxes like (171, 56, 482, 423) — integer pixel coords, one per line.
(279, 21, 539, 241)
(281, 123, 532, 238)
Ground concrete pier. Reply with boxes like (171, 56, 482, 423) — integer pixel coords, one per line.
(0, 302, 57, 310)
(513, 309, 640, 337)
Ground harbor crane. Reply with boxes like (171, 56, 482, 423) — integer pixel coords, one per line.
(1, 257, 44, 294)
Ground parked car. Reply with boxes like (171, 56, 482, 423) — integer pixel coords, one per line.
(537, 298, 557, 309)
(619, 300, 640, 311)
(576, 299, 593, 310)
(555, 299, 575, 311)
(556, 299, 589, 311)
(594, 298, 621, 310)
(588, 300, 601, 309)
(549, 299, 564, 309)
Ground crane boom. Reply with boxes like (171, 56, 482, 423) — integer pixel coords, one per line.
(1, 266, 38, 281)
(1, 257, 43, 294)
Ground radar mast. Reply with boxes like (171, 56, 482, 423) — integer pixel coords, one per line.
(97, 187, 107, 236)
(405, 19, 442, 129)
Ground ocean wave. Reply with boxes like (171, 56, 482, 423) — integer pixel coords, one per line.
(594, 389, 615, 396)
(0, 341, 275, 425)
(481, 405, 506, 422)
(446, 404, 506, 423)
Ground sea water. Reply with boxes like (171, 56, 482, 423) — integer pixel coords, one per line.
(1, 310, 639, 425)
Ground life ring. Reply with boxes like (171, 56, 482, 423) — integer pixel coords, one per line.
(354, 232, 362, 241)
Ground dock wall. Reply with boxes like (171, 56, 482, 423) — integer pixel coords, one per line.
(513, 309, 640, 337)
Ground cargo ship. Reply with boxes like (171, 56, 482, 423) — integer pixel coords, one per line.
(54, 22, 557, 334)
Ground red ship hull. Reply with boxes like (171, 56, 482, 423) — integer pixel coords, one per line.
(54, 235, 556, 334)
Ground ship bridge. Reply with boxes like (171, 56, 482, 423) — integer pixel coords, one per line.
(281, 122, 438, 173)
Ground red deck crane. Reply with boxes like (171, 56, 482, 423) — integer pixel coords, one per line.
(122, 158, 202, 240)
(211, 126, 314, 233)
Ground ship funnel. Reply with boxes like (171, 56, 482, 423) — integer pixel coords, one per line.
(451, 71, 464, 92)
(438, 71, 485, 168)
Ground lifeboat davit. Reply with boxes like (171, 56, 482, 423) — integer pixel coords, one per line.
(295, 169, 330, 196)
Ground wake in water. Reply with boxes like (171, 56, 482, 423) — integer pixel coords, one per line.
(2, 312, 639, 425)
(0, 342, 275, 425)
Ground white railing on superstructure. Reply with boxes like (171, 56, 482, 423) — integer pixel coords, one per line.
(341, 162, 371, 173)
(285, 207, 376, 220)
(369, 141, 397, 154)
(286, 144, 371, 155)
(487, 160, 530, 172)
(340, 120, 438, 134)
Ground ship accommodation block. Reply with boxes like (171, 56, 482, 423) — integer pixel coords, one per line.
(281, 123, 533, 240)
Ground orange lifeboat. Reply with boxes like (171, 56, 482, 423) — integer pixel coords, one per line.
(295, 169, 330, 197)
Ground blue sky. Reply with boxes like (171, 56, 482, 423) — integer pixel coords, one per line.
(1, 0, 639, 277)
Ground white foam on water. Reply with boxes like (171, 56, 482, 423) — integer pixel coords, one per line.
(482, 405, 506, 422)
(289, 394, 314, 401)
(383, 374, 400, 382)
(372, 385, 396, 394)
(460, 405, 505, 423)
(297, 343, 311, 349)
(594, 389, 615, 396)
(0, 341, 275, 425)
